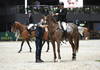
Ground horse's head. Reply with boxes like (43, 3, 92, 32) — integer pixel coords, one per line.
(11, 21, 27, 33)
(11, 23, 17, 33)
(42, 15, 58, 25)
(11, 21, 20, 32)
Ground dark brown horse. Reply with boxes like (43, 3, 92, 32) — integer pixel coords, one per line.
(11, 21, 48, 53)
(43, 15, 79, 62)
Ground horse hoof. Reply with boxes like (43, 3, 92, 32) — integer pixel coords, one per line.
(72, 58, 76, 61)
(58, 59, 61, 63)
(54, 59, 57, 62)
(54, 60, 56, 62)
(46, 50, 48, 52)
(30, 51, 32, 53)
(18, 51, 21, 53)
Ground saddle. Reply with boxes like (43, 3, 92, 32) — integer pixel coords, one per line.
(58, 21, 67, 32)
(61, 22, 73, 33)
(27, 24, 37, 36)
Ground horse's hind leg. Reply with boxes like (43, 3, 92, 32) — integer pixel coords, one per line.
(73, 35, 79, 60)
(26, 40, 32, 52)
(68, 38, 76, 61)
(57, 41, 61, 62)
(18, 40, 25, 53)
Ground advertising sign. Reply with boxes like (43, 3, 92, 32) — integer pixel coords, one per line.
(59, 0, 83, 8)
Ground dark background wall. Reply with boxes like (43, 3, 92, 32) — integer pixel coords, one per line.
(0, 0, 100, 32)
(84, 0, 100, 5)
(0, 6, 17, 32)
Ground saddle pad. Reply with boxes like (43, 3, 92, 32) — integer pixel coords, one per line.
(66, 24, 73, 32)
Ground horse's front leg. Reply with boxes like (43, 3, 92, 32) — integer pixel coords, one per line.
(26, 40, 32, 52)
(18, 40, 25, 53)
(42, 40, 45, 47)
(57, 41, 61, 62)
(51, 41, 57, 62)
(46, 40, 49, 52)
(42, 40, 48, 52)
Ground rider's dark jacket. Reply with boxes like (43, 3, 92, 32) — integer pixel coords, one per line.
(56, 8, 67, 22)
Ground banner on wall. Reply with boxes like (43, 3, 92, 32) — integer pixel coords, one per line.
(59, 0, 83, 8)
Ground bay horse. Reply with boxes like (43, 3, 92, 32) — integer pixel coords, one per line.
(11, 21, 36, 53)
(43, 15, 79, 62)
(11, 21, 48, 53)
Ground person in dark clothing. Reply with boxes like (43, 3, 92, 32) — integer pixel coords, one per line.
(54, 2, 67, 23)
(28, 10, 42, 33)
(28, 11, 48, 63)
(54, 2, 67, 32)
(53, 2, 68, 38)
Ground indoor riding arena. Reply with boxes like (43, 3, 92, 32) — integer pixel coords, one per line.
(0, 0, 100, 70)
(0, 40, 100, 70)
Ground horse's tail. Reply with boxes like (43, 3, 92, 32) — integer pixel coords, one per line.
(76, 33, 79, 52)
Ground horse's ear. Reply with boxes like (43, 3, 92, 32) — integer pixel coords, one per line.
(14, 21, 21, 26)
(42, 16, 47, 20)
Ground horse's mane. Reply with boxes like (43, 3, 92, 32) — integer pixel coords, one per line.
(47, 15, 58, 24)
(15, 21, 27, 28)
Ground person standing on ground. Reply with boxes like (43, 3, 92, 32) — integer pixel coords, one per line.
(28, 9, 48, 63)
